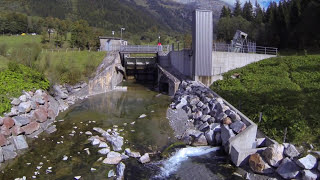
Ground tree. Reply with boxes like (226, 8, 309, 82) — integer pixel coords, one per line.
(233, 0, 242, 17)
(220, 6, 231, 18)
(254, 0, 264, 24)
(242, 1, 253, 21)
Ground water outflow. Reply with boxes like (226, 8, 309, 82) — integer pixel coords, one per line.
(154, 146, 221, 179)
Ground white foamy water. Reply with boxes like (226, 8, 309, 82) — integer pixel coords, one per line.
(155, 146, 221, 178)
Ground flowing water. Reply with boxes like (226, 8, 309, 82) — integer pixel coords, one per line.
(0, 82, 240, 180)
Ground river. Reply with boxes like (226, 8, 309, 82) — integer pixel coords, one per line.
(1, 82, 240, 180)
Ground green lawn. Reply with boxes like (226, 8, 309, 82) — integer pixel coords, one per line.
(211, 55, 320, 149)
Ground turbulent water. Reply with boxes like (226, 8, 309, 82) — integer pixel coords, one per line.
(1, 82, 239, 180)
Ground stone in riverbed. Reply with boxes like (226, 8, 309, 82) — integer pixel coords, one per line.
(11, 98, 21, 106)
(249, 153, 273, 174)
(284, 143, 300, 158)
(98, 148, 110, 155)
(102, 151, 122, 164)
(302, 170, 317, 180)
(93, 127, 107, 134)
(12, 135, 28, 150)
(176, 98, 187, 109)
(108, 136, 124, 152)
(296, 154, 317, 170)
(192, 134, 208, 146)
(12, 116, 30, 126)
(128, 151, 141, 158)
(205, 129, 214, 145)
(0, 134, 8, 146)
(45, 125, 57, 134)
(22, 121, 40, 135)
(198, 122, 210, 132)
(116, 162, 125, 179)
(108, 170, 115, 178)
(139, 153, 150, 164)
(230, 120, 246, 134)
(276, 157, 300, 179)
(18, 101, 32, 113)
(262, 143, 284, 167)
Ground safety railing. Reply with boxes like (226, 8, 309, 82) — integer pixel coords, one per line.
(119, 45, 172, 53)
(213, 43, 278, 55)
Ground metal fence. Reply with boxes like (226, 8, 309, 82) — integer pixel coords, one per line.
(213, 43, 278, 55)
(119, 45, 172, 53)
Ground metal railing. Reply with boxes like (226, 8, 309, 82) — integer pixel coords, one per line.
(214, 43, 278, 55)
(119, 45, 172, 53)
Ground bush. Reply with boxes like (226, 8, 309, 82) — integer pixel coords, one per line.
(0, 62, 50, 115)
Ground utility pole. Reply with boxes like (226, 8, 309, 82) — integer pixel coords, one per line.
(120, 28, 125, 41)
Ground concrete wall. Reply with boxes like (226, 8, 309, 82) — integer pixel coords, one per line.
(169, 50, 193, 78)
(212, 52, 276, 75)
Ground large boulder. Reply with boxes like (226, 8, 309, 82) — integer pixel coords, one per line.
(296, 154, 317, 170)
(276, 157, 300, 179)
(204, 129, 214, 145)
(262, 143, 284, 167)
(249, 153, 274, 174)
(102, 151, 122, 164)
(34, 107, 48, 123)
(53, 85, 68, 99)
(2, 144, 17, 161)
(284, 143, 300, 158)
(302, 170, 318, 180)
(11, 125, 24, 136)
(192, 134, 208, 146)
(18, 101, 32, 113)
(12, 116, 30, 126)
(47, 96, 59, 119)
(22, 122, 40, 135)
(176, 97, 187, 109)
(221, 124, 235, 146)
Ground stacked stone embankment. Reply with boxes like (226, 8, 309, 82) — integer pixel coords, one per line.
(0, 82, 87, 166)
(169, 80, 320, 179)
(169, 80, 247, 148)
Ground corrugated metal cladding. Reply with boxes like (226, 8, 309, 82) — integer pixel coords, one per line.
(192, 9, 213, 76)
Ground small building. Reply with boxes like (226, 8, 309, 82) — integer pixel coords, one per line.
(99, 36, 128, 51)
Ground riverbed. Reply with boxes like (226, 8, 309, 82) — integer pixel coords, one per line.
(1, 82, 239, 180)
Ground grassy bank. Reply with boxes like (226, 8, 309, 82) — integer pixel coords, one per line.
(211, 55, 320, 149)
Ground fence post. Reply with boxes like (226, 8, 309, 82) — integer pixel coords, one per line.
(265, 47, 266, 54)
(259, 112, 262, 123)
(283, 127, 287, 143)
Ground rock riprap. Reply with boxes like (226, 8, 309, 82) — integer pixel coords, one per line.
(169, 81, 247, 147)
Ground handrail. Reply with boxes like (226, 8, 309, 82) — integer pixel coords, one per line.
(213, 43, 278, 55)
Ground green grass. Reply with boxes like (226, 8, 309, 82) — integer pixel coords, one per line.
(36, 51, 106, 84)
(0, 35, 41, 51)
(0, 63, 50, 115)
(211, 55, 320, 149)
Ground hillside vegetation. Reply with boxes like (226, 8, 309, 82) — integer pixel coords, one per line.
(211, 55, 320, 148)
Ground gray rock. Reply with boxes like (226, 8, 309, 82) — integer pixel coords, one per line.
(196, 101, 204, 108)
(284, 144, 300, 158)
(176, 98, 187, 109)
(31, 94, 45, 105)
(124, 148, 131, 155)
(47, 96, 59, 119)
(40, 119, 54, 130)
(12, 135, 28, 150)
(192, 134, 208, 146)
(139, 153, 150, 164)
(215, 112, 227, 123)
(116, 162, 125, 180)
(296, 154, 317, 170)
(11, 98, 21, 106)
(108, 136, 124, 152)
(103, 151, 122, 164)
(93, 127, 107, 134)
(27, 128, 43, 138)
(262, 143, 284, 167)
(230, 120, 246, 134)
(98, 148, 110, 155)
(276, 157, 300, 179)
(205, 129, 214, 145)
(12, 116, 30, 126)
(121, 154, 129, 160)
(210, 123, 221, 131)
(18, 101, 32, 113)
(108, 170, 115, 178)
(302, 170, 317, 180)
(189, 97, 200, 106)
(45, 125, 57, 134)
(200, 115, 211, 122)
(318, 162, 320, 171)
(128, 151, 141, 158)
(194, 111, 203, 120)
(249, 153, 274, 174)
(6, 106, 19, 117)
(53, 85, 68, 99)
(2, 144, 17, 161)
(198, 122, 210, 132)
(221, 124, 235, 145)
(185, 129, 203, 139)
(57, 99, 68, 112)
(207, 117, 215, 124)
(19, 95, 27, 102)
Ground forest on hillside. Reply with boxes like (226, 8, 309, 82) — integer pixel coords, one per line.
(217, 0, 320, 51)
